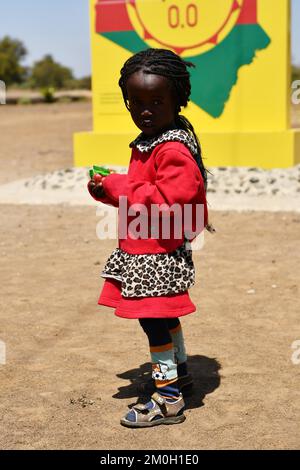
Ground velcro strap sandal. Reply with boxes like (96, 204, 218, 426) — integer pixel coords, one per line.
(120, 392, 186, 428)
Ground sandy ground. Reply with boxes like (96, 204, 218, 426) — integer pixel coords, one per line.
(0, 103, 300, 450)
(0, 102, 92, 185)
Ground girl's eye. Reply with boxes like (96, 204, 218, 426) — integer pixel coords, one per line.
(153, 100, 162, 106)
(129, 99, 139, 106)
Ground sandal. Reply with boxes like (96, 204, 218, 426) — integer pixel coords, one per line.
(120, 392, 186, 428)
(137, 374, 194, 395)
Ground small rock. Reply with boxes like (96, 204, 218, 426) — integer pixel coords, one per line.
(70, 395, 95, 408)
(272, 284, 277, 288)
(249, 177, 260, 184)
(247, 289, 256, 294)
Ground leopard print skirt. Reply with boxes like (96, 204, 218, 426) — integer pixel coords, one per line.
(101, 241, 195, 298)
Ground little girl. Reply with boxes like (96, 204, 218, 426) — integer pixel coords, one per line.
(88, 48, 209, 428)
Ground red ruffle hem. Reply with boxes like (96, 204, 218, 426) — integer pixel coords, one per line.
(98, 278, 196, 319)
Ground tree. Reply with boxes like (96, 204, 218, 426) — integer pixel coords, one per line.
(0, 36, 27, 85)
(77, 76, 92, 90)
(30, 55, 74, 89)
(64, 75, 92, 90)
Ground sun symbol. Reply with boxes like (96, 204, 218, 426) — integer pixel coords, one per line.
(126, 0, 244, 56)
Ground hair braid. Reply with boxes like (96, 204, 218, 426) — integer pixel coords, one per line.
(119, 48, 209, 190)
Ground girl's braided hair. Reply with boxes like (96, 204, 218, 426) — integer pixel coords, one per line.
(119, 48, 209, 191)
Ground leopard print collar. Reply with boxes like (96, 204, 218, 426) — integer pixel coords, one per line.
(130, 129, 198, 156)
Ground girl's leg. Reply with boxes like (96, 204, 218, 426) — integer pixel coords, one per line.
(139, 318, 180, 401)
(120, 319, 185, 427)
(166, 318, 189, 377)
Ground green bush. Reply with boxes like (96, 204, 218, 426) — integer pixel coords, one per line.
(64, 76, 91, 90)
(292, 65, 300, 82)
(17, 96, 32, 105)
(29, 55, 74, 89)
(41, 87, 56, 103)
(58, 96, 72, 104)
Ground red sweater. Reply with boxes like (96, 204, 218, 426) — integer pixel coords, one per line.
(90, 141, 208, 254)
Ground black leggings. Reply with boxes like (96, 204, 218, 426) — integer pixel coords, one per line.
(139, 318, 180, 347)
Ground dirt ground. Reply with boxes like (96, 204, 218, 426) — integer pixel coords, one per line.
(0, 103, 299, 450)
(0, 102, 92, 185)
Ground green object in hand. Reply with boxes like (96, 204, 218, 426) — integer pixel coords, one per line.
(89, 165, 111, 179)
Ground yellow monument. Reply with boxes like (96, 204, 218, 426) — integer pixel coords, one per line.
(74, 0, 300, 168)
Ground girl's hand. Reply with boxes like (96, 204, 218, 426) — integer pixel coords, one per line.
(87, 174, 106, 199)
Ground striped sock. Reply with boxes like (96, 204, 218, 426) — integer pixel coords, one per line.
(150, 342, 180, 401)
(169, 323, 188, 376)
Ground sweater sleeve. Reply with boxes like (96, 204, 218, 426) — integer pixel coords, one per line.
(126, 146, 206, 209)
(90, 174, 128, 208)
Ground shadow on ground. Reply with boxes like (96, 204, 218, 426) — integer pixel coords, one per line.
(113, 355, 221, 411)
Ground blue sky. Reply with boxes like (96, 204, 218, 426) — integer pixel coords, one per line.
(0, 0, 299, 78)
(291, 0, 300, 65)
(0, 0, 90, 78)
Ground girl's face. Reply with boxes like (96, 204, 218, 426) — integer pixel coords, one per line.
(126, 70, 177, 137)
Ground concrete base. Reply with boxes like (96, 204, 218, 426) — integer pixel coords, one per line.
(74, 129, 300, 169)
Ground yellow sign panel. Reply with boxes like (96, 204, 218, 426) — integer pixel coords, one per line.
(74, 0, 300, 168)
(127, 0, 242, 55)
